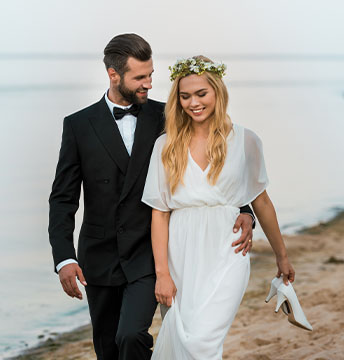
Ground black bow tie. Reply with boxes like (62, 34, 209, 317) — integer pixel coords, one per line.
(113, 104, 141, 120)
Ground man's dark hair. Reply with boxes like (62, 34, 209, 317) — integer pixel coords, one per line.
(103, 33, 152, 75)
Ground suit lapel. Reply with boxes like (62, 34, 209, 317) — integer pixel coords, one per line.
(120, 102, 160, 201)
(89, 96, 129, 174)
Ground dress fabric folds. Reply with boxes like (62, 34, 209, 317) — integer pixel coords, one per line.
(142, 124, 269, 360)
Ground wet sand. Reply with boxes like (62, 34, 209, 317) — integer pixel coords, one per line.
(11, 212, 344, 360)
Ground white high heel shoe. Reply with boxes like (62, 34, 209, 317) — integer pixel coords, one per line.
(275, 282, 313, 331)
(265, 277, 289, 315)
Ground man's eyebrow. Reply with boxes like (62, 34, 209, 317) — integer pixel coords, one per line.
(179, 88, 208, 95)
(133, 70, 154, 79)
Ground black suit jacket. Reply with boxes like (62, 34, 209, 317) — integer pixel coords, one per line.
(49, 95, 254, 286)
(49, 96, 165, 285)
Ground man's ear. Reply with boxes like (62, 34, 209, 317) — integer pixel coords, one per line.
(107, 67, 121, 85)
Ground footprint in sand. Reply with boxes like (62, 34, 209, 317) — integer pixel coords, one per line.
(254, 338, 272, 346)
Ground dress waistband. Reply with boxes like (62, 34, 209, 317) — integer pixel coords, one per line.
(173, 204, 239, 212)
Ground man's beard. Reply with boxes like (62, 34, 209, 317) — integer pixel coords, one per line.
(118, 78, 148, 105)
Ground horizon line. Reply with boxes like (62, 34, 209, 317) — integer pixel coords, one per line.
(1, 53, 344, 62)
(1, 80, 343, 93)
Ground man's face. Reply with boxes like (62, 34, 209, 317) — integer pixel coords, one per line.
(118, 57, 154, 105)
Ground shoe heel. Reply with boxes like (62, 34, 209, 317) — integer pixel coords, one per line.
(265, 277, 283, 303)
(265, 286, 276, 303)
(275, 291, 287, 313)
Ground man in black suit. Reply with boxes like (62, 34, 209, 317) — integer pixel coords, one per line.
(49, 33, 255, 360)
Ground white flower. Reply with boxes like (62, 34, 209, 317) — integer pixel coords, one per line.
(169, 57, 227, 81)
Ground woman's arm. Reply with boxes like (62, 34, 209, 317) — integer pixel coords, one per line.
(252, 190, 295, 284)
(151, 209, 177, 306)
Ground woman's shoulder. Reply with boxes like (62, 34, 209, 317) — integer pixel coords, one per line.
(233, 123, 262, 144)
(153, 133, 167, 152)
(155, 132, 167, 144)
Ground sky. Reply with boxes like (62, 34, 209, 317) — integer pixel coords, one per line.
(1, 0, 343, 56)
(1, 0, 343, 97)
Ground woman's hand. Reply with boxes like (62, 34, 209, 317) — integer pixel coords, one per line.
(276, 256, 295, 285)
(155, 273, 177, 307)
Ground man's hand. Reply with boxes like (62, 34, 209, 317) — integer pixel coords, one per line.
(232, 213, 253, 256)
(58, 263, 87, 300)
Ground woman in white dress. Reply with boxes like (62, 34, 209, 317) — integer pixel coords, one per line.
(142, 56, 295, 359)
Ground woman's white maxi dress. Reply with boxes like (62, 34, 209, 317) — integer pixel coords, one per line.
(142, 124, 269, 360)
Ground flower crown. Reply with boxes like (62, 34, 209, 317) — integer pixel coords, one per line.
(169, 57, 226, 81)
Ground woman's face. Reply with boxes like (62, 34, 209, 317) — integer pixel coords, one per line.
(178, 74, 216, 125)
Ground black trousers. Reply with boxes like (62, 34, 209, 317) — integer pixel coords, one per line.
(85, 274, 157, 360)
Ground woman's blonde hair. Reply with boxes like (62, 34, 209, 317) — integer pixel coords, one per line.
(162, 55, 231, 194)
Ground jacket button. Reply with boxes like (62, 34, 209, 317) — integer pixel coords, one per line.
(118, 227, 124, 234)
(104, 179, 109, 184)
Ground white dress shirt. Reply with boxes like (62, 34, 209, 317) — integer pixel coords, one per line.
(105, 91, 137, 155)
(56, 91, 138, 272)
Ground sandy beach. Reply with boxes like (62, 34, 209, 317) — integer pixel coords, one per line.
(11, 212, 344, 360)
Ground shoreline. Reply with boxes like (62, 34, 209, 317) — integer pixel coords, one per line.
(9, 210, 344, 360)
(7, 325, 93, 360)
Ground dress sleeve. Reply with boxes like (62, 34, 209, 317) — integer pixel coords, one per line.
(142, 135, 171, 212)
(242, 128, 269, 205)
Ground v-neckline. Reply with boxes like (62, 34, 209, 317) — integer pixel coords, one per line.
(188, 149, 210, 173)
